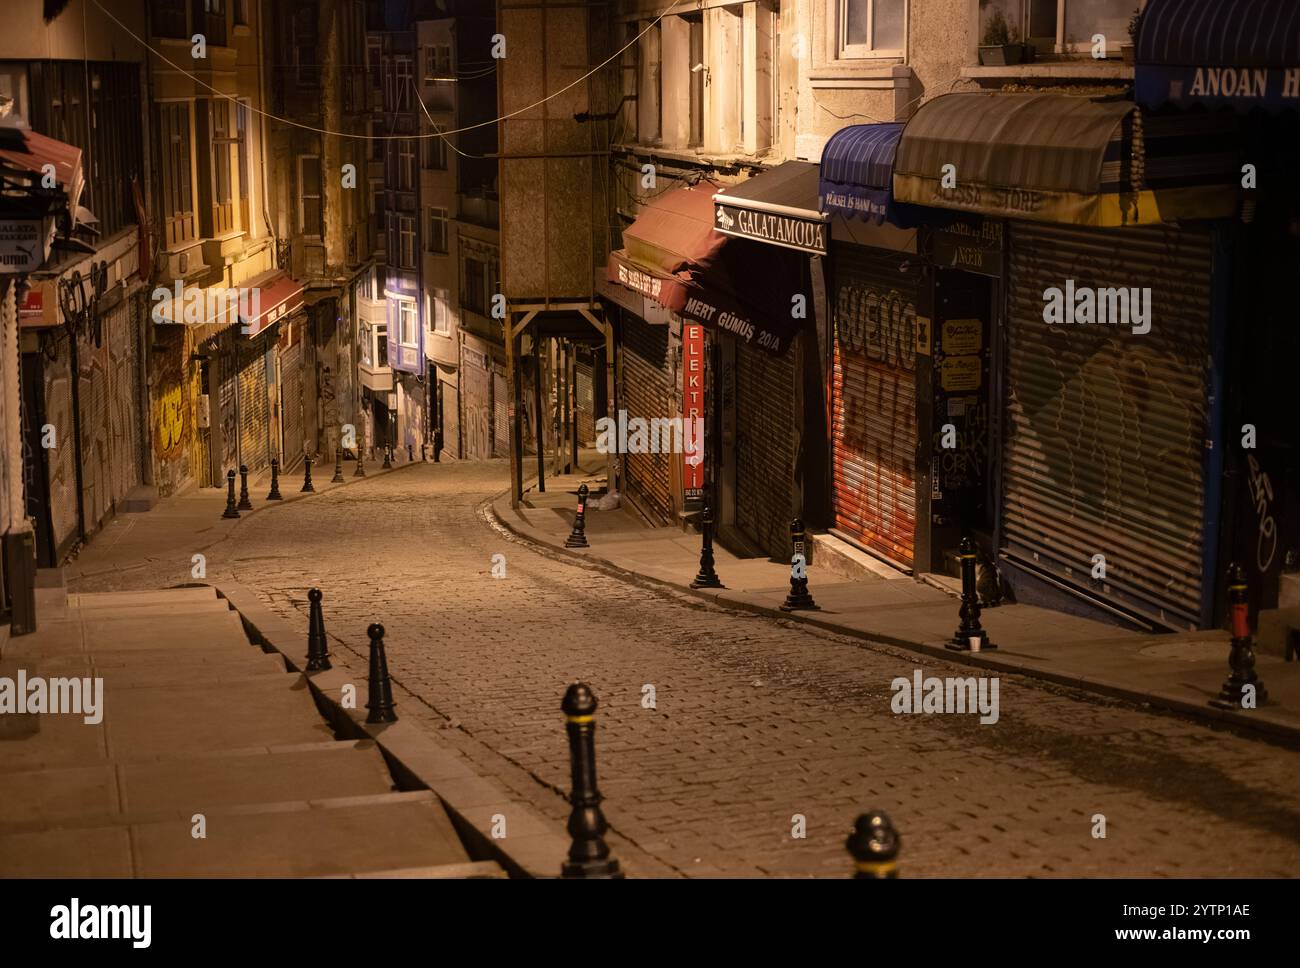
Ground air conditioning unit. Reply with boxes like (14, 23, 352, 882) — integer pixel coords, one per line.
(196, 393, 211, 429)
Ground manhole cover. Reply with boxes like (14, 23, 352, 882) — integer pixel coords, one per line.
(1137, 640, 1225, 661)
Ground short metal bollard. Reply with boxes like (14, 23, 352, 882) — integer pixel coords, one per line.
(222, 469, 240, 519)
(237, 464, 253, 511)
(407, 443, 414, 463)
(690, 501, 724, 589)
(847, 810, 900, 878)
(382, 445, 392, 469)
(305, 588, 332, 671)
(331, 448, 345, 483)
(365, 623, 398, 723)
(946, 536, 993, 651)
(300, 455, 315, 493)
(1210, 563, 1269, 710)
(560, 682, 623, 879)
(565, 484, 590, 548)
(780, 517, 818, 611)
(353, 450, 366, 478)
(266, 458, 283, 500)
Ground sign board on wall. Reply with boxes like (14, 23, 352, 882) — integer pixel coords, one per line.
(682, 322, 705, 509)
(0, 217, 53, 274)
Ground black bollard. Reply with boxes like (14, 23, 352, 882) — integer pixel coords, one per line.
(433, 429, 443, 463)
(305, 588, 332, 671)
(946, 536, 993, 651)
(1210, 563, 1269, 710)
(560, 683, 623, 879)
(780, 517, 818, 611)
(846, 810, 900, 878)
(690, 502, 724, 589)
(407, 443, 414, 463)
(354, 449, 366, 478)
(565, 484, 591, 548)
(266, 458, 283, 500)
(300, 455, 315, 493)
(237, 464, 253, 510)
(382, 445, 392, 469)
(331, 447, 345, 483)
(365, 623, 398, 723)
(222, 469, 240, 519)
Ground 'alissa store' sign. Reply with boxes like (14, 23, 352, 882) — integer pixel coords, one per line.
(713, 201, 828, 257)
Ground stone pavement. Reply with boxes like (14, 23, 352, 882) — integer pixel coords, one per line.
(494, 463, 1300, 745)
(64, 458, 1300, 877)
(0, 582, 501, 878)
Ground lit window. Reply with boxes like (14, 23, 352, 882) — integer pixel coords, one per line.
(839, 0, 906, 58)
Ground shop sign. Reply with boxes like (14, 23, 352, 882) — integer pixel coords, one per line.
(714, 203, 828, 256)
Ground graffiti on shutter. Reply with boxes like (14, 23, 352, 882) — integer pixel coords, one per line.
(621, 313, 673, 525)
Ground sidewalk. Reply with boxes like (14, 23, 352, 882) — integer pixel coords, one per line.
(0, 583, 502, 877)
(490, 461, 1300, 744)
(63, 453, 411, 585)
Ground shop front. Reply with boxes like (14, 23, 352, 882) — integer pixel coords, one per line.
(604, 183, 812, 557)
(894, 90, 1239, 629)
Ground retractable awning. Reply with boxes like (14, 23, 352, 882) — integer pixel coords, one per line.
(892, 92, 1238, 227)
(711, 161, 828, 255)
(0, 126, 85, 215)
(1136, 0, 1300, 112)
(240, 269, 305, 338)
(605, 184, 810, 356)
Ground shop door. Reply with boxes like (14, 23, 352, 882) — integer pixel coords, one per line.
(1002, 221, 1213, 629)
(830, 247, 920, 568)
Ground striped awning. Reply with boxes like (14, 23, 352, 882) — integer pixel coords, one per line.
(892, 92, 1238, 227)
(1136, 0, 1300, 112)
(819, 123, 904, 223)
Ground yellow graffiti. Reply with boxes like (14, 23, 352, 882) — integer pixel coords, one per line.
(155, 383, 188, 458)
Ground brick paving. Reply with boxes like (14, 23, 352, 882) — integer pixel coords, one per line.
(68, 461, 1300, 877)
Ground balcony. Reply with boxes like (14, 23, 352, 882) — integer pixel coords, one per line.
(359, 324, 393, 392)
(358, 294, 387, 326)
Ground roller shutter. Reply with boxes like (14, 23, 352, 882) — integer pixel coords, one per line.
(735, 342, 795, 560)
(462, 350, 491, 460)
(493, 367, 509, 458)
(280, 337, 305, 468)
(1002, 221, 1212, 630)
(575, 354, 594, 445)
(238, 345, 270, 473)
(830, 246, 920, 567)
(44, 339, 78, 555)
(620, 312, 673, 525)
(217, 345, 239, 476)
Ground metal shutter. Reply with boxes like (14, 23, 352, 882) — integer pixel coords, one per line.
(1002, 221, 1212, 630)
(106, 300, 142, 507)
(621, 313, 673, 525)
(44, 341, 79, 555)
(830, 246, 920, 567)
(735, 342, 796, 560)
(462, 355, 490, 459)
(280, 338, 305, 468)
(217, 344, 239, 476)
(238, 347, 270, 472)
(575, 355, 594, 445)
(493, 368, 509, 458)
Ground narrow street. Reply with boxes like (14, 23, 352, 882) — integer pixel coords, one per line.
(67, 463, 1300, 878)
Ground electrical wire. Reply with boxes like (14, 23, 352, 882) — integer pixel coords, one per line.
(89, 0, 685, 143)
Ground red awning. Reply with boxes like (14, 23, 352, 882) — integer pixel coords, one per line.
(240, 269, 305, 338)
(0, 126, 85, 213)
(604, 184, 810, 356)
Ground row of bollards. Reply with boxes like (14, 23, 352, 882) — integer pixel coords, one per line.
(219, 446, 385, 519)
(304, 587, 901, 879)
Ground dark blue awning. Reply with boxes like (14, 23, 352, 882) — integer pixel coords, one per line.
(1136, 0, 1300, 112)
(818, 122, 916, 225)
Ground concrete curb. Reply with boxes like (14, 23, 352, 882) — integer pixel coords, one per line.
(211, 579, 574, 879)
(485, 491, 1300, 748)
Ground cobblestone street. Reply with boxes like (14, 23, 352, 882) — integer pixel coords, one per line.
(69, 462, 1300, 878)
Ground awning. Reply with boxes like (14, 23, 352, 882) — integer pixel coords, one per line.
(892, 92, 1238, 227)
(240, 269, 305, 338)
(1136, 0, 1300, 112)
(0, 126, 85, 215)
(711, 161, 828, 255)
(605, 185, 809, 356)
(818, 122, 914, 225)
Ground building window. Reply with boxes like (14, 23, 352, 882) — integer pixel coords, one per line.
(194, 0, 227, 47)
(424, 44, 452, 80)
(982, 0, 1132, 58)
(158, 102, 195, 247)
(688, 16, 704, 148)
(152, 0, 188, 39)
(427, 288, 450, 334)
(636, 21, 661, 144)
(398, 138, 415, 191)
(398, 300, 418, 346)
(462, 256, 486, 315)
(293, 5, 319, 85)
(394, 56, 413, 112)
(423, 131, 447, 170)
(839, 0, 906, 58)
(297, 155, 322, 237)
(398, 215, 416, 269)
(209, 99, 234, 235)
(426, 207, 448, 254)
(235, 99, 251, 230)
(376, 324, 388, 367)
(233, 0, 248, 26)
(0, 66, 30, 125)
